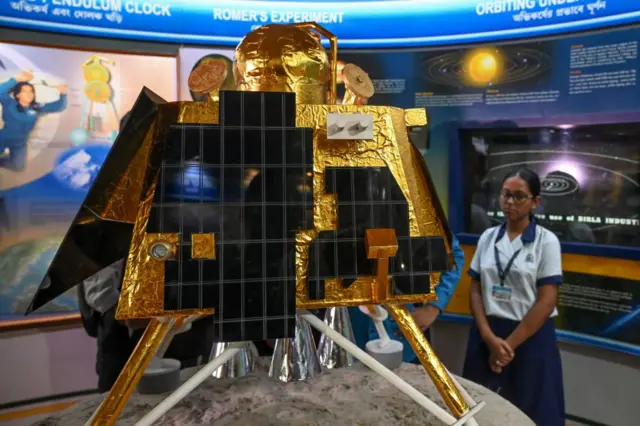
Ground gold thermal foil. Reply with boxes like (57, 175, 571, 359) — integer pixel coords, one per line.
(234, 24, 330, 104)
(365, 228, 399, 259)
(120, 232, 178, 318)
(294, 230, 318, 292)
(117, 183, 214, 320)
(115, 102, 448, 317)
(315, 193, 337, 232)
(387, 305, 469, 418)
(177, 100, 219, 124)
(293, 22, 338, 104)
(192, 233, 216, 260)
(404, 108, 428, 127)
(91, 318, 173, 426)
(98, 124, 156, 224)
(114, 38, 449, 317)
(294, 103, 450, 308)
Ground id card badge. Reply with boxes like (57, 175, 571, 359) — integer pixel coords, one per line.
(491, 286, 512, 302)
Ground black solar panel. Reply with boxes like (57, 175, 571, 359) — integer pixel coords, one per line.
(148, 91, 312, 342)
(307, 167, 450, 300)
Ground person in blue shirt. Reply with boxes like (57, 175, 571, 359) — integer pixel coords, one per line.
(0, 70, 68, 171)
(349, 236, 465, 363)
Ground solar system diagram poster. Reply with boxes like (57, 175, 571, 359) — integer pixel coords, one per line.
(0, 42, 177, 318)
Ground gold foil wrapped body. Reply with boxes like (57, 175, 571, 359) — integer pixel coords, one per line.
(116, 101, 451, 318)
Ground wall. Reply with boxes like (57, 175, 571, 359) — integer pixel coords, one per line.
(0, 324, 97, 424)
(0, 27, 638, 426)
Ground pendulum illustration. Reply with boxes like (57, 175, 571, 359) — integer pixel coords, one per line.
(70, 55, 119, 145)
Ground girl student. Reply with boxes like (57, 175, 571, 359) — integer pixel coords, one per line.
(463, 167, 565, 426)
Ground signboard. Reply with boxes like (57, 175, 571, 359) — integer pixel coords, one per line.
(1, 1, 639, 48)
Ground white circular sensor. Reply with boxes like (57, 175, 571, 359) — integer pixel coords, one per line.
(150, 242, 174, 260)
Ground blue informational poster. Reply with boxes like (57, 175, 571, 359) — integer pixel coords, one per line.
(0, 42, 177, 319)
(0, 0, 638, 48)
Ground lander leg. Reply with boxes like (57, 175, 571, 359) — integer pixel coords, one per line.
(389, 304, 480, 422)
(133, 342, 247, 426)
(85, 318, 176, 426)
(302, 312, 485, 425)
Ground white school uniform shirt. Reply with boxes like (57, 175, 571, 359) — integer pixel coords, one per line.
(468, 221, 563, 322)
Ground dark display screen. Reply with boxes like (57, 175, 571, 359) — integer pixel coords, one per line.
(460, 123, 640, 247)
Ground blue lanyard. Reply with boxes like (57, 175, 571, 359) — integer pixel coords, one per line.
(494, 238, 521, 287)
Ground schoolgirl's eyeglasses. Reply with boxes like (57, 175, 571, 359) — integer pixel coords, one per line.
(500, 190, 534, 204)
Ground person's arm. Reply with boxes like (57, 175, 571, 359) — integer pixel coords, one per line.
(411, 237, 465, 329)
(506, 234, 562, 350)
(0, 78, 17, 103)
(39, 85, 68, 114)
(469, 279, 493, 341)
(467, 232, 494, 341)
(82, 259, 124, 314)
(468, 231, 512, 366)
(429, 237, 464, 311)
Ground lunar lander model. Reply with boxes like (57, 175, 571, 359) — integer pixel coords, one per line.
(27, 23, 484, 426)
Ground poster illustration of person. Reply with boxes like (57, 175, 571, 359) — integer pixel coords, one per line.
(0, 70, 68, 171)
(0, 42, 177, 318)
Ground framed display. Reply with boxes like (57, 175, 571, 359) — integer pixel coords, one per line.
(0, 41, 178, 327)
(458, 123, 640, 248)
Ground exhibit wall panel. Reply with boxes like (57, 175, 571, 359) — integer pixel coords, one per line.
(0, 41, 178, 322)
(0, 325, 97, 420)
